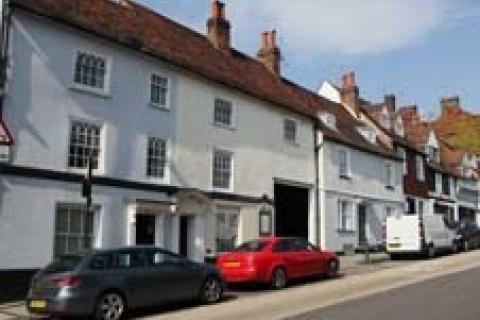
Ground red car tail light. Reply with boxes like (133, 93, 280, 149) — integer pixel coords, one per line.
(50, 276, 82, 288)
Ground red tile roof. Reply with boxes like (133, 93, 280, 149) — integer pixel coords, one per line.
(11, 0, 398, 160)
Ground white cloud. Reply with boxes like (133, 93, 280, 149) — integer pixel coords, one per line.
(222, 0, 468, 57)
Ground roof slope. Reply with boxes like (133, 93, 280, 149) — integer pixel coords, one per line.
(432, 109, 480, 154)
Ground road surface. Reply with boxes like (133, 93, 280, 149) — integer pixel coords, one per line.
(288, 266, 480, 320)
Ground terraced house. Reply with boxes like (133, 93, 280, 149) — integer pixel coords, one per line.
(0, 0, 326, 280)
(400, 98, 480, 224)
(317, 73, 404, 252)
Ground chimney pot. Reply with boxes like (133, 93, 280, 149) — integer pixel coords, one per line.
(384, 94, 396, 112)
(440, 96, 461, 117)
(207, 0, 230, 51)
(257, 30, 281, 75)
(342, 71, 356, 89)
(340, 71, 360, 117)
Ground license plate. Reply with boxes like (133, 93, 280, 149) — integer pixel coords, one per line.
(30, 300, 47, 309)
(223, 261, 240, 268)
(389, 243, 401, 248)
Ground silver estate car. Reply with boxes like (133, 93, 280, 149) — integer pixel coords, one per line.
(26, 246, 224, 319)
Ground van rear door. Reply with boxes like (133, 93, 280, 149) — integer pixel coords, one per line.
(386, 215, 422, 253)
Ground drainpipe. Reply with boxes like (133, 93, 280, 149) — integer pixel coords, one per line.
(0, 0, 12, 118)
(314, 125, 324, 247)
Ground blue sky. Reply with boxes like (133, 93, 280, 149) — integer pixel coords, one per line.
(138, 0, 480, 117)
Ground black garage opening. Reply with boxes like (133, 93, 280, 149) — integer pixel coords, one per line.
(274, 183, 309, 239)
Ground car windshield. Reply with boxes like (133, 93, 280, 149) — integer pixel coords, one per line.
(44, 255, 83, 273)
(233, 240, 269, 252)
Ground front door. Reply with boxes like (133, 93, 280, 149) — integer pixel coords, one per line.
(136, 215, 156, 245)
(358, 204, 367, 246)
(179, 216, 191, 258)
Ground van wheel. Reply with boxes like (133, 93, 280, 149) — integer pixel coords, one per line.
(271, 267, 287, 290)
(94, 292, 126, 320)
(426, 244, 436, 259)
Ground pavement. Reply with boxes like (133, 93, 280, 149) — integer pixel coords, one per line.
(1, 251, 479, 319)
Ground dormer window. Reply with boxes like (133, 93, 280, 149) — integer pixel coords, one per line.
(357, 126, 377, 144)
(427, 146, 440, 163)
(319, 112, 337, 131)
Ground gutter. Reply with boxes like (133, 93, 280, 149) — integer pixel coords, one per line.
(0, 0, 11, 118)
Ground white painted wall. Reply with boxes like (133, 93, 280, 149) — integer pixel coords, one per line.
(5, 13, 178, 185)
(0, 11, 317, 269)
(319, 140, 404, 251)
(174, 75, 316, 197)
(0, 175, 170, 270)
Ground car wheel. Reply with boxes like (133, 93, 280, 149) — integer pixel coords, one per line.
(426, 244, 436, 259)
(271, 267, 287, 290)
(200, 277, 223, 304)
(325, 260, 339, 278)
(94, 292, 125, 320)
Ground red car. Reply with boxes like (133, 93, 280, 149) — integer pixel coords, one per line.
(216, 237, 339, 289)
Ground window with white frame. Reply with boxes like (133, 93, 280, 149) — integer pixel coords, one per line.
(338, 200, 354, 232)
(385, 206, 395, 218)
(339, 149, 350, 178)
(150, 73, 169, 109)
(215, 207, 239, 253)
(284, 119, 297, 143)
(214, 98, 233, 127)
(147, 137, 168, 179)
(212, 149, 233, 190)
(54, 203, 98, 257)
(416, 155, 425, 181)
(385, 162, 395, 188)
(68, 121, 101, 170)
(73, 52, 107, 90)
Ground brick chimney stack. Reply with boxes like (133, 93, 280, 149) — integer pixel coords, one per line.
(340, 71, 360, 117)
(257, 30, 281, 75)
(440, 96, 462, 117)
(207, 0, 231, 51)
(384, 94, 396, 113)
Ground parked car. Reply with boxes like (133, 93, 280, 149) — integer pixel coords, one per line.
(216, 237, 339, 289)
(386, 213, 458, 259)
(452, 220, 480, 251)
(26, 246, 224, 320)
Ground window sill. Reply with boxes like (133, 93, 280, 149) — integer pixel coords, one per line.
(68, 167, 104, 176)
(337, 229, 356, 234)
(211, 187, 234, 194)
(212, 122, 236, 131)
(145, 176, 170, 185)
(284, 139, 300, 147)
(70, 84, 111, 99)
(149, 102, 171, 112)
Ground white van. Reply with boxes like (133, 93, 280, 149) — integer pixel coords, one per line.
(386, 213, 458, 258)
